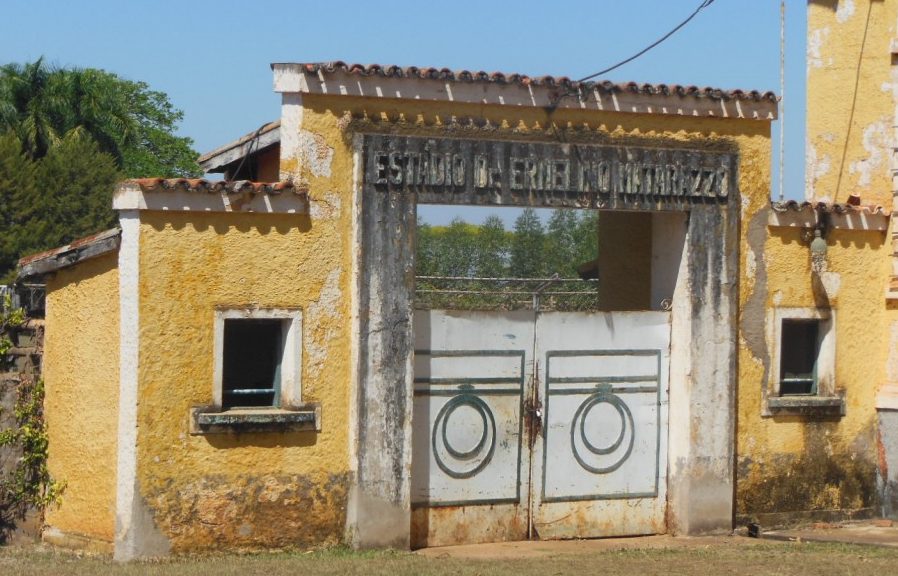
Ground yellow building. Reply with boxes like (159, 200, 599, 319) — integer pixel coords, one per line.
(736, 0, 898, 527)
(23, 1, 898, 558)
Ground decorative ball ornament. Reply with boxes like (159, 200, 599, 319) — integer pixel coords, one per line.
(810, 229, 828, 274)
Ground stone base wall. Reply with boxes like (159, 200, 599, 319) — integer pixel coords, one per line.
(0, 317, 43, 542)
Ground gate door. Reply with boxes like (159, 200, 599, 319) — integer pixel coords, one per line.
(411, 310, 536, 546)
(411, 308, 670, 547)
(531, 311, 670, 539)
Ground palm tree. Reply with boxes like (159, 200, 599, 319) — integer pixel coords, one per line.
(0, 58, 200, 177)
(59, 67, 136, 165)
(0, 58, 66, 159)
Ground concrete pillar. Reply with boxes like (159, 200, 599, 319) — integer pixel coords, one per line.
(347, 140, 416, 548)
(667, 204, 739, 534)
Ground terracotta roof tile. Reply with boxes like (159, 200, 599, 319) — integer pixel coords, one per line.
(297, 61, 777, 102)
(126, 178, 307, 196)
(17, 228, 122, 279)
(18, 228, 121, 268)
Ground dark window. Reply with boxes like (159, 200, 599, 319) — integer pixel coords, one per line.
(779, 319, 819, 395)
(221, 319, 284, 409)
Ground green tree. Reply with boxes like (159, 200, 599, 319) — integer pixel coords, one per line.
(545, 209, 580, 277)
(436, 218, 478, 277)
(0, 131, 120, 282)
(415, 219, 438, 277)
(572, 211, 599, 267)
(0, 58, 63, 161)
(0, 133, 38, 282)
(0, 58, 200, 177)
(474, 215, 509, 278)
(510, 208, 546, 278)
(0, 59, 201, 280)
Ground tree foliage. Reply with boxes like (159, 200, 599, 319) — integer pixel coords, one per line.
(416, 209, 599, 311)
(0, 132, 120, 282)
(0, 58, 200, 177)
(0, 58, 200, 281)
(417, 209, 598, 280)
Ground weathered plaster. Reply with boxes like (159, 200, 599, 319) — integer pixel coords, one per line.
(44, 67, 776, 555)
(113, 212, 165, 561)
(849, 120, 889, 187)
(298, 130, 334, 178)
(837, 0, 857, 23)
(304, 267, 342, 385)
(808, 26, 831, 69)
(738, 222, 890, 523)
(273, 84, 769, 542)
(737, 2, 898, 524)
(878, 411, 898, 516)
(133, 207, 353, 554)
(806, 0, 896, 206)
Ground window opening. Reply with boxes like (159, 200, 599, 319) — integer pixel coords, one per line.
(779, 318, 819, 395)
(221, 318, 285, 409)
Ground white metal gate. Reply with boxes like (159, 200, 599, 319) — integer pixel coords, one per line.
(411, 308, 670, 546)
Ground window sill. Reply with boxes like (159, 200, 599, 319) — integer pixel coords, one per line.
(766, 395, 845, 417)
(189, 405, 321, 435)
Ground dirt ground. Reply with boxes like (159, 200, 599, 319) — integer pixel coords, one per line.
(3, 536, 898, 576)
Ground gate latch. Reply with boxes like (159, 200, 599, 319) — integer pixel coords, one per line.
(524, 398, 543, 447)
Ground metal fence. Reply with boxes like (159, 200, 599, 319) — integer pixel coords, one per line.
(0, 284, 46, 317)
(415, 275, 600, 312)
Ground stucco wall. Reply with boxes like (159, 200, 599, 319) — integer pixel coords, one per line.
(134, 209, 352, 552)
(738, 222, 888, 522)
(281, 93, 771, 541)
(732, 0, 896, 526)
(806, 0, 897, 206)
(43, 252, 120, 549)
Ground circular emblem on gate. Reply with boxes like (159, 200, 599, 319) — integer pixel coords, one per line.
(570, 391, 635, 474)
(432, 394, 497, 479)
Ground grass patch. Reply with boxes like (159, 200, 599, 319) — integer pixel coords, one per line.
(2, 540, 898, 576)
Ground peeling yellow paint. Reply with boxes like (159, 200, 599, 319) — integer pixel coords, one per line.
(734, 0, 898, 521)
(738, 223, 889, 517)
(43, 70, 777, 552)
(805, 0, 896, 206)
(136, 209, 352, 552)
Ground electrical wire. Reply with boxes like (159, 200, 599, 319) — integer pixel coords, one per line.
(230, 123, 268, 181)
(576, 0, 717, 83)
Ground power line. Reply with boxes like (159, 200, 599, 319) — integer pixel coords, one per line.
(576, 0, 717, 84)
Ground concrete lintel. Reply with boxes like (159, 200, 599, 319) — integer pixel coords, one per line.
(112, 184, 308, 214)
(768, 208, 889, 231)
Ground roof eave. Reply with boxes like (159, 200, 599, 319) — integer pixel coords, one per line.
(17, 228, 122, 281)
(197, 121, 281, 172)
(271, 63, 778, 122)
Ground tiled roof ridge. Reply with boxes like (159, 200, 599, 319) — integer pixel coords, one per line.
(125, 178, 306, 195)
(297, 61, 777, 102)
(771, 199, 886, 215)
(18, 227, 122, 270)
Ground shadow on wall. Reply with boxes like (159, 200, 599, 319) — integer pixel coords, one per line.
(147, 212, 312, 236)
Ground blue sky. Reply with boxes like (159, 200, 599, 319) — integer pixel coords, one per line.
(2, 0, 806, 221)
